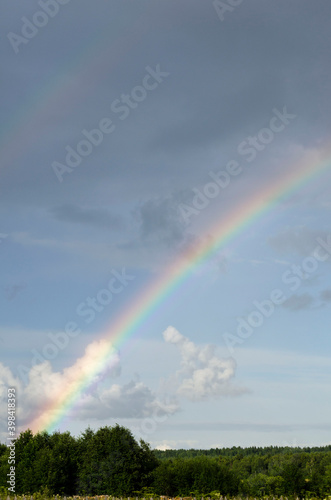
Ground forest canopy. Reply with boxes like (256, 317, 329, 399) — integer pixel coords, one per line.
(1, 425, 331, 498)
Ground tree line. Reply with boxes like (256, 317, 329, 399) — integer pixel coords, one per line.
(154, 444, 331, 459)
(1, 425, 331, 498)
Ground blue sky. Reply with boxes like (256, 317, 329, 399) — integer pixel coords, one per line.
(0, 0, 331, 449)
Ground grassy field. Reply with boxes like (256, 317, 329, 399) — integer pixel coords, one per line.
(1, 495, 331, 500)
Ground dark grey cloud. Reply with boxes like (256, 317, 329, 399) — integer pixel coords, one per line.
(1, 0, 331, 210)
(137, 196, 187, 247)
(4, 283, 26, 302)
(147, 0, 331, 156)
(281, 293, 314, 311)
(49, 204, 123, 231)
(320, 289, 331, 303)
(118, 192, 195, 253)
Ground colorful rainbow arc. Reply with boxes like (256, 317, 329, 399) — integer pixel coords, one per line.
(28, 150, 331, 434)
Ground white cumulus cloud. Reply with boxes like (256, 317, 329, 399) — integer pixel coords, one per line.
(163, 326, 247, 401)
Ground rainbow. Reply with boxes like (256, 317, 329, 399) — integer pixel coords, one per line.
(27, 147, 331, 434)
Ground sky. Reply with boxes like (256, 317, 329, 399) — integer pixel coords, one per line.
(0, 0, 331, 450)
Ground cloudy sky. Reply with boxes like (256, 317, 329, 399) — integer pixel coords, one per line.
(1, 0, 331, 449)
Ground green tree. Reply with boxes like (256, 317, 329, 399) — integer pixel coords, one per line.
(46, 431, 79, 495)
(279, 452, 306, 496)
(151, 458, 177, 496)
(77, 424, 158, 495)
